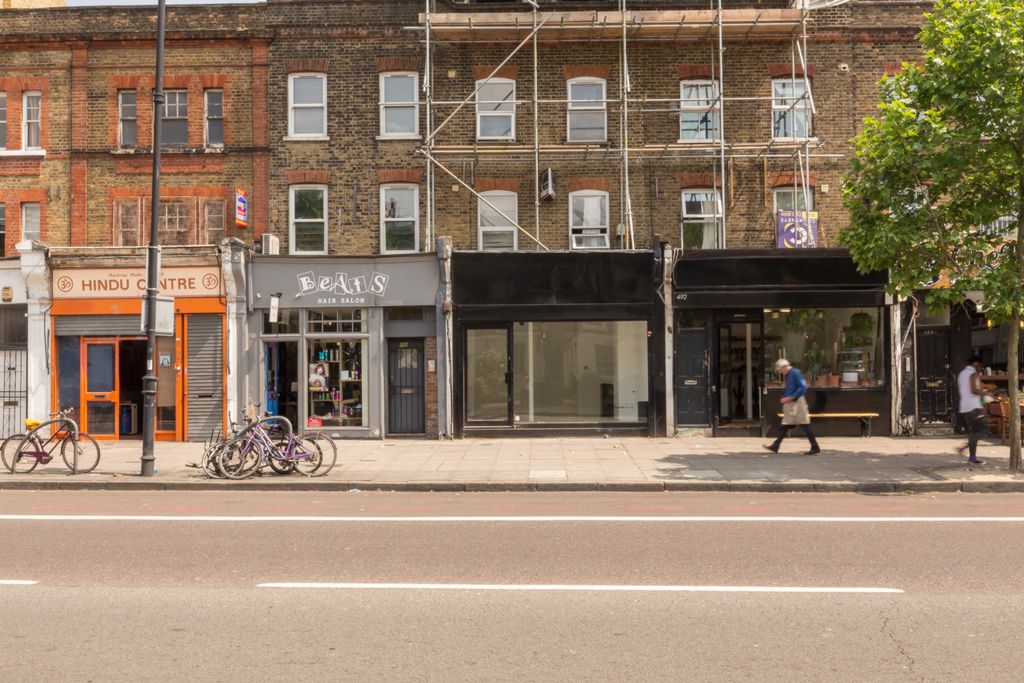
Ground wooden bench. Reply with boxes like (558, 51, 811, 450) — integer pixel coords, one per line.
(775, 412, 881, 437)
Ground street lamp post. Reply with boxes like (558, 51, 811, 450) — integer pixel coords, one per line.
(141, 0, 167, 477)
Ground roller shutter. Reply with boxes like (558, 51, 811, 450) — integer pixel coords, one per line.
(55, 315, 142, 337)
(186, 314, 223, 441)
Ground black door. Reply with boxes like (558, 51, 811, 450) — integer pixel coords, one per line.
(675, 328, 709, 426)
(918, 327, 952, 424)
(388, 339, 425, 434)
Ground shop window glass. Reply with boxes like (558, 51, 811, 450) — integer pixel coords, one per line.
(58, 336, 81, 415)
(307, 340, 366, 428)
(263, 309, 301, 335)
(511, 321, 648, 424)
(156, 335, 176, 432)
(307, 308, 366, 334)
(763, 308, 886, 389)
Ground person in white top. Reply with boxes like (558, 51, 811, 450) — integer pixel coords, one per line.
(956, 355, 991, 465)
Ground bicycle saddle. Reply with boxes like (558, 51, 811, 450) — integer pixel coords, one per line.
(24, 419, 41, 429)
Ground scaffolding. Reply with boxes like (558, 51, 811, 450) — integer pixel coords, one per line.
(414, 0, 835, 252)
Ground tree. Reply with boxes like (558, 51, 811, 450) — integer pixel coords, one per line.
(841, 0, 1024, 471)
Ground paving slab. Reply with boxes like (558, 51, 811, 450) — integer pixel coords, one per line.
(1, 435, 1024, 492)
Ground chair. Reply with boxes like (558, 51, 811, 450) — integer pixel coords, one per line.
(985, 400, 1006, 444)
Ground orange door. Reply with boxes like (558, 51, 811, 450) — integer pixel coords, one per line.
(81, 339, 120, 439)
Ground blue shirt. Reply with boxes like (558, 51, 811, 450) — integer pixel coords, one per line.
(783, 367, 807, 400)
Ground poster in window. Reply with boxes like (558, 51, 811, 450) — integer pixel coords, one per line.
(308, 362, 329, 390)
(776, 210, 819, 249)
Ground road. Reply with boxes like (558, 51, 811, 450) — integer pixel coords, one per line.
(2, 490, 1023, 681)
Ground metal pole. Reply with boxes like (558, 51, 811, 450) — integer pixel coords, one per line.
(141, 0, 166, 478)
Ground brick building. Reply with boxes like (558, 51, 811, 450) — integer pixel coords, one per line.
(0, 3, 267, 440)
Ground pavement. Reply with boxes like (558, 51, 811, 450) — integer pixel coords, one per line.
(2, 434, 1023, 492)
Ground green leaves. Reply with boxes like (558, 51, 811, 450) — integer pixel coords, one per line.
(842, 0, 1024, 324)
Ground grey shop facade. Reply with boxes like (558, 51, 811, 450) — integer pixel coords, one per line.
(246, 254, 443, 438)
(672, 249, 892, 437)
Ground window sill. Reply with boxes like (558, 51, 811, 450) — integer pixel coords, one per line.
(110, 147, 228, 155)
(283, 135, 330, 142)
(290, 251, 328, 257)
(376, 134, 421, 141)
(0, 149, 46, 158)
(380, 249, 420, 256)
(475, 138, 517, 144)
(771, 137, 819, 144)
(676, 138, 722, 145)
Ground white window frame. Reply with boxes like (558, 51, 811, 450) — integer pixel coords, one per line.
(771, 78, 812, 141)
(566, 77, 607, 143)
(118, 90, 137, 148)
(204, 89, 224, 148)
(477, 190, 518, 251)
(289, 184, 328, 255)
(22, 91, 41, 150)
(475, 77, 516, 141)
(568, 190, 610, 250)
(288, 73, 328, 139)
(773, 187, 814, 213)
(161, 89, 189, 146)
(678, 80, 720, 142)
(202, 198, 227, 244)
(157, 199, 192, 245)
(21, 202, 40, 241)
(0, 92, 7, 150)
(378, 72, 419, 139)
(680, 189, 722, 250)
(380, 183, 420, 254)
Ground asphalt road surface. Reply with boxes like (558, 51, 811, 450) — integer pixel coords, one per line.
(2, 490, 1023, 682)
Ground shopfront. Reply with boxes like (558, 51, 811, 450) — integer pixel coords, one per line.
(452, 251, 663, 437)
(673, 249, 892, 436)
(248, 254, 441, 438)
(0, 259, 28, 436)
(50, 256, 227, 441)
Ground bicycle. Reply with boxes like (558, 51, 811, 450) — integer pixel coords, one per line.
(195, 412, 292, 479)
(2, 408, 101, 475)
(217, 417, 336, 480)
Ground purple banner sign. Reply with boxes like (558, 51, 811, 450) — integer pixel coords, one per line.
(776, 210, 819, 249)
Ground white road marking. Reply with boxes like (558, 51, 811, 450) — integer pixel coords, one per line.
(0, 514, 1023, 523)
(258, 582, 904, 594)
(0, 580, 37, 586)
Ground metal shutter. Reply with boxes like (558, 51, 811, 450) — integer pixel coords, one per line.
(186, 314, 223, 441)
(55, 315, 142, 337)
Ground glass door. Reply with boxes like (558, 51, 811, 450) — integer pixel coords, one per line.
(465, 326, 512, 425)
(82, 339, 119, 438)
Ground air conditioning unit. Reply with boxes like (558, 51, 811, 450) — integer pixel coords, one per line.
(260, 233, 280, 255)
(539, 168, 555, 200)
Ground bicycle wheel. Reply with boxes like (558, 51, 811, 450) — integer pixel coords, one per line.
(61, 433, 101, 474)
(218, 439, 262, 480)
(3, 434, 42, 474)
(200, 441, 228, 479)
(295, 433, 336, 477)
(267, 455, 296, 475)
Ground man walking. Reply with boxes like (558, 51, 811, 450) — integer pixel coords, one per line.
(956, 354, 989, 465)
(763, 358, 821, 455)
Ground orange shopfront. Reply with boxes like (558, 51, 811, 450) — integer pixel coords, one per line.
(51, 265, 226, 441)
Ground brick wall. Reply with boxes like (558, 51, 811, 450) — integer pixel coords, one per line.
(0, 4, 268, 249)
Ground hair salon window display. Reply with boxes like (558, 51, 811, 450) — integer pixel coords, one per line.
(307, 341, 364, 428)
